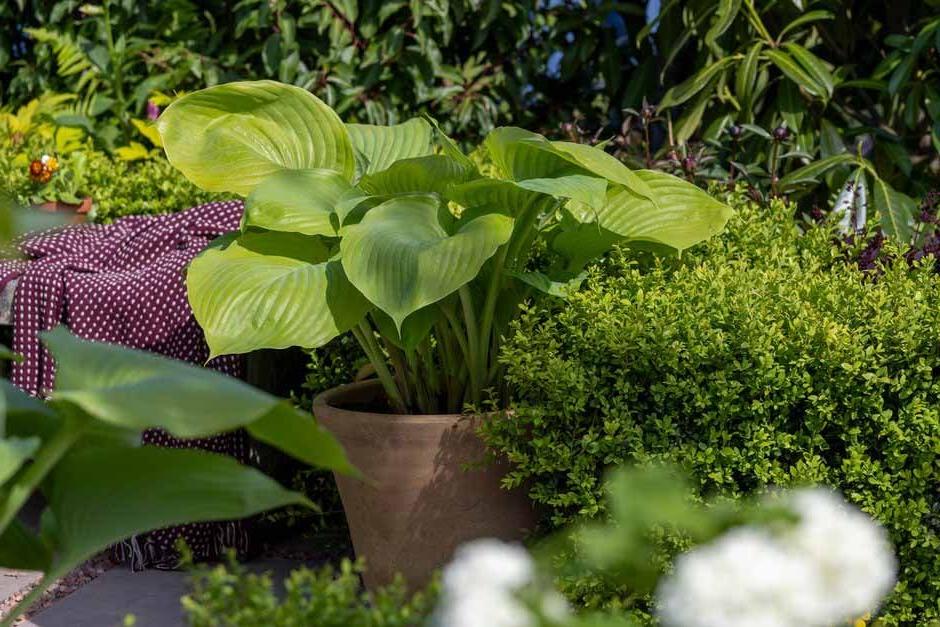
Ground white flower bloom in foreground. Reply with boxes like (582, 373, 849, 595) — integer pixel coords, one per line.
(442, 538, 535, 593)
(784, 488, 897, 624)
(433, 539, 539, 627)
(656, 488, 897, 627)
(656, 527, 823, 627)
(433, 586, 535, 627)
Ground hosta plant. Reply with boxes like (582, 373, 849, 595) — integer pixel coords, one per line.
(158, 80, 732, 414)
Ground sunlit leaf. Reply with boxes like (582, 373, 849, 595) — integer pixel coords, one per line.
(158, 80, 354, 195)
(782, 43, 835, 98)
(186, 231, 370, 357)
(566, 170, 732, 253)
(347, 118, 434, 177)
(341, 194, 513, 328)
(244, 168, 357, 236)
(358, 155, 474, 197)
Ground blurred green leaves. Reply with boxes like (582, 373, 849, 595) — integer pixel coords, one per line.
(0, 326, 356, 622)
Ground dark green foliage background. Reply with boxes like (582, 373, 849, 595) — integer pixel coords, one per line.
(2, 0, 938, 193)
(483, 194, 940, 624)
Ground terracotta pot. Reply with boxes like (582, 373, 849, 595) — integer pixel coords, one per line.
(313, 380, 536, 589)
(35, 197, 92, 224)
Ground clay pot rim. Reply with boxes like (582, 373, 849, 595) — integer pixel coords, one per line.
(313, 379, 494, 425)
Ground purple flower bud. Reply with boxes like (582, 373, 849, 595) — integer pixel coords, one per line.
(772, 126, 790, 142)
(146, 100, 161, 121)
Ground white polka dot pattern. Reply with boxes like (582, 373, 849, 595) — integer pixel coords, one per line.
(0, 200, 260, 570)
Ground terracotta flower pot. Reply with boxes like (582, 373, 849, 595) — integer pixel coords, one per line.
(313, 379, 536, 589)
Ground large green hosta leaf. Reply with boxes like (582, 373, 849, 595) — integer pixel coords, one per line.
(514, 174, 608, 211)
(565, 170, 732, 253)
(186, 231, 370, 357)
(45, 445, 310, 575)
(0, 437, 39, 485)
(486, 127, 575, 180)
(358, 155, 475, 197)
(347, 118, 434, 177)
(547, 141, 655, 200)
(341, 195, 513, 328)
(0, 520, 50, 571)
(448, 178, 551, 216)
(158, 81, 354, 195)
(244, 168, 360, 236)
(43, 328, 354, 476)
(485, 127, 654, 202)
(371, 306, 440, 352)
(549, 221, 624, 270)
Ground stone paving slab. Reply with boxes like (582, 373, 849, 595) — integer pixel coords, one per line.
(0, 569, 42, 605)
(26, 559, 304, 627)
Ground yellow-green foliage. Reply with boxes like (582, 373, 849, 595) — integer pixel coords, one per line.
(485, 191, 940, 624)
(0, 138, 217, 222)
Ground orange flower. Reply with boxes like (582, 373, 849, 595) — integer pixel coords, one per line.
(28, 159, 44, 180)
(28, 155, 59, 184)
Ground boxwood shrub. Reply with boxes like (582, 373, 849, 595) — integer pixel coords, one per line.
(484, 191, 940, 624)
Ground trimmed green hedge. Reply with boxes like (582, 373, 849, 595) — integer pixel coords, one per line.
(484, 192, 940, 624)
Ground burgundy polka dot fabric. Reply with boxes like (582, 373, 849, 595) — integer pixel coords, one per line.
(0, 200, 259, 570)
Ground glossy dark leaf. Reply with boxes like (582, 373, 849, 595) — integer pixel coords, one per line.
(764, 49, 827, 99)
(778, 154, 857, 192)
(659, 57, 738, 109)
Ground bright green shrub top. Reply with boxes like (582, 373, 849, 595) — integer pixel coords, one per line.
(83, 153, 218, 223)
(485, 191, 940, 625)
(182, 558, 436, 627)
(0, 140, 217, 223)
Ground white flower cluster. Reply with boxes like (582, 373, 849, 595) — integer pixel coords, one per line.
(432, 539, 569, 627)
(657, 488, 897, 627)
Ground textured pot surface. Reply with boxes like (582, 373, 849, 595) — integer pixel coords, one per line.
(314, 380, 536, 589)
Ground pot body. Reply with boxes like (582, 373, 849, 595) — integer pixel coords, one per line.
(313, 380, 536, 589)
